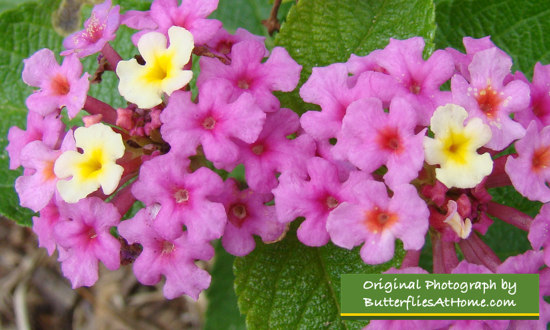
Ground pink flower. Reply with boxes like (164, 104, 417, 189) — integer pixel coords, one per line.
(515, 62, 550, 129)
(61, 0, 120, 57)
(118, 206, 213, 300)
(446, 36, 500, 80)
(54, 197, 121, 288)
(160, 80, 265, 166)
(450, 251, 550, 329)
(213, 179, 285, 256)
(333, 97, 426, 188)
(6, 112, 64, 169)
(206, 27, 267, 59)
(373, 37, 455, 125)
(327, 181, 428, 264)
(528, 203, 550, 266)
(198, 40, 301, 112)
(505, 122, 550, 202)
(451, 47, 530, 150)
(131, 153, 227, 241)
(498, 251, 549, 329)
(273, 157, 368, 247)
(22, 49, 90, 118)
(122, 0, 221, 45)
(234, 108, 315, 193)
(15, 131, 75, 212)
(300, 63, 398, 141)
(32, 201, 62, 255)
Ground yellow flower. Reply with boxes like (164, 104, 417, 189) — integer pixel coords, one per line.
(116, 26, 194, 109)
(424, 104, 493, 188)
(54, 123, 125, 203)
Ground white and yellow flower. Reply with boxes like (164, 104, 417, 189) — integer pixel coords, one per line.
(116, 26, 194, 109)
(54, 123, 125, 203)
(424, 104, 493, 188)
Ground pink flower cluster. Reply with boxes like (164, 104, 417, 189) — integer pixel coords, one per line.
(5, 0, 550, 326)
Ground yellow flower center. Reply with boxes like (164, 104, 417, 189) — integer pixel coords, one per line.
(143, 51, 175, 83)
(77, 148, 105, 179)
(442, 130, 470, 165)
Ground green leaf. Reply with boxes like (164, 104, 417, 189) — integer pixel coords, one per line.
(0, 0, 64, 225)
(234, 224, 405, 329)
(211, 0, 273, 37)
(210, 0, 294, 51)
(0, 0, 34, 13)
(435, 0, 550, 77)
(205, 242, 246, 330)
(274, 0, 437, 114)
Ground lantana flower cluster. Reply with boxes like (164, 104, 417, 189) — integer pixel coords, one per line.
(5, 0, 550, 327)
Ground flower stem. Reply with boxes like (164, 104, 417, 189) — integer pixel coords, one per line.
(458, 233, 501, 272)
(84, 96, 117, 125)
(486, 201, 532, 231)
(401, 249, 421, 268)
(111, 184, 136, 217)
(485, 155, 512, 188)
(431, 231, 458, 273)
(101, 43, 122, 70)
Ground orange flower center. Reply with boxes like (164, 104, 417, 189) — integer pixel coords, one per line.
(364, 206, 398, 234)
(51, 74, 70, 95)
(377, 127, 403, 153)
(532, 146, 550, 173)
(476, 85, 501, 119)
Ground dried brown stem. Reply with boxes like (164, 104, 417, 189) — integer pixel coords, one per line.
(262, 0, 282, 35)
